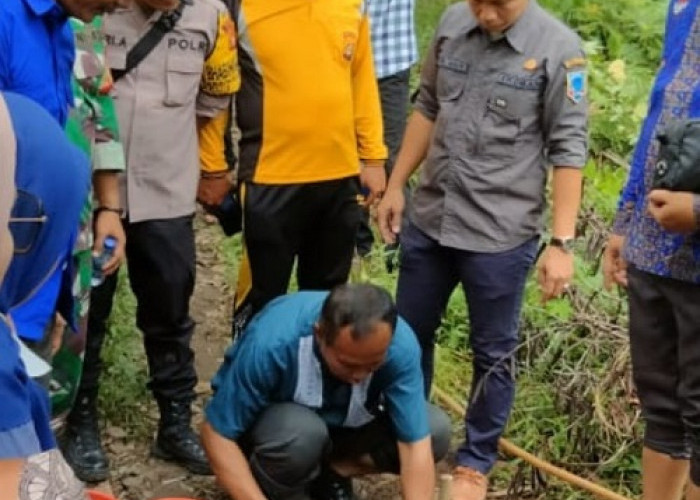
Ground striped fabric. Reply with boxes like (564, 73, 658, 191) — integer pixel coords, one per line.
(366, 0, 418, 79)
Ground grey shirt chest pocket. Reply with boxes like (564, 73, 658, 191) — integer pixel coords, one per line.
(479, 97, 520, 162)
(491, 73, 545, 118)
(436, 56, 469, 102)
(165, 51, 204, 107)
(478, 74, 545, 162)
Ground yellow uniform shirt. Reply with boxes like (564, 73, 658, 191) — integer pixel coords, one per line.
(200, 12, 240, 174)
(234, 0, 387, 184)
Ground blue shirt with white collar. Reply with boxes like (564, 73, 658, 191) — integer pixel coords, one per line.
(613, 0, 700, 282)
(0, 0, 75, 126)
(206, 292, 429, 444)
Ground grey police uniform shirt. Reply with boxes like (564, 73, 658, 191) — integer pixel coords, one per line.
(105, 0, 231, 223)
(411, 0, 588, 253)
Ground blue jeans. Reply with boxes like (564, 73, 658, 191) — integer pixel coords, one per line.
(396, 222, 539, 473)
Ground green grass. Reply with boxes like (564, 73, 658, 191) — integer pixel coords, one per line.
(415, 0, 455, 54)
(99, 272, 151, 437)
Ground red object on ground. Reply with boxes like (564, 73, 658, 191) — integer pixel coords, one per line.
(86, 491, 117, 500)
(87, 492, 200, 500)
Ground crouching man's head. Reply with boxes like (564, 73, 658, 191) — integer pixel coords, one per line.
(314, 284, 397, 385)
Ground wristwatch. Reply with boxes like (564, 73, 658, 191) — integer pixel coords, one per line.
(94, 206, 124, 217)
(549, 236, 576, 253)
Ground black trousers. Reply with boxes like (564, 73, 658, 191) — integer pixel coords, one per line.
(240, 402, 451, 500)
(356, 69, 411, 256)
(79, 216, 197, 403)
(233, 177, 362, 335)
(628, 266, 700, 483)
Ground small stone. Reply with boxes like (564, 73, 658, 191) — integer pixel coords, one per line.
(195, 381, 212, 395)
(106, 426, 127, 440)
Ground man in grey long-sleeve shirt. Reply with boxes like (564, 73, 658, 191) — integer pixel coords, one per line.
(377, 1, 588, 498)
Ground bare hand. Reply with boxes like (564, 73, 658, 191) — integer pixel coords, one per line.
(197, 173, 233, 209)
(602, 234, 627, 289)
(93, 210, 125, 276)
(537, 246, 574, 303)
(647, 189, 697, 233)
(49, 313, 67, 356)
(376, 188, 405, 245)
(359, 162, 387, 207)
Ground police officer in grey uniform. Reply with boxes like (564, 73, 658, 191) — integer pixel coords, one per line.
(377, 1, 588, 498)
(62, 0, 239, 480)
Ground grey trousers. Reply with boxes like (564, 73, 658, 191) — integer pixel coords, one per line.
(240, 402, 451, 500)
(628, 266, 700, 483)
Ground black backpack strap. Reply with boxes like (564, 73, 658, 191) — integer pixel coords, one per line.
(223, 0, 240, 171)
(228, 0, 240, 20)
(112, 1, 188, 82)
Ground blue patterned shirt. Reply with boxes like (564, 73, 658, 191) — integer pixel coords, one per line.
(613, 0, 700, 283)
(366, 0, 418, 79)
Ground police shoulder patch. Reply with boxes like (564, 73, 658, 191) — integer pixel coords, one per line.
(566, 70, 587, 104)
(201, 13, 240, 96)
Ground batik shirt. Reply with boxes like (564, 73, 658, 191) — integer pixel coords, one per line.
(613, 0, 700, 283)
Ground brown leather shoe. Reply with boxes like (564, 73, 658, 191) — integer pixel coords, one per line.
(452, 466, 488, 500)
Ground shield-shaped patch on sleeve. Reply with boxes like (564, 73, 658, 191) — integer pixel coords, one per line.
(566, 70, 587, 104)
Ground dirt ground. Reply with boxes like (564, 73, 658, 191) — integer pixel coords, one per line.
(97, 214, 526, 500)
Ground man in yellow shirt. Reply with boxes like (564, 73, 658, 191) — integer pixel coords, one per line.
(229, 0, 388, 335)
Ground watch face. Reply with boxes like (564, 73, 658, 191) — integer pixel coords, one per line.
(551, 237, 575, 252)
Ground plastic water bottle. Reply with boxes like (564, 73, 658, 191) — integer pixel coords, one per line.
(91, 236, 117, 287)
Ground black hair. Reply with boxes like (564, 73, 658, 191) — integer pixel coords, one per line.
(318, 283, 398, 346)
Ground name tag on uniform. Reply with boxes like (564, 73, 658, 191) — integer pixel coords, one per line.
(496, 73, 545, 91)
(167, 37, 208, 53)
(437, 56, 469, 74)
(105, 33, 127, 48)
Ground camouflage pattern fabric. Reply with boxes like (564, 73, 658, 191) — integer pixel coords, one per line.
(51, 17, 125, 426)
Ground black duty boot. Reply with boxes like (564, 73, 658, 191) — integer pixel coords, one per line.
(309, 466, 355, 500)
(61, 391, 110, 482)
(152, 399, 212, 475)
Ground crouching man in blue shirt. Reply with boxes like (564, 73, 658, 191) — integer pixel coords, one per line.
(202, 284, 451, 500)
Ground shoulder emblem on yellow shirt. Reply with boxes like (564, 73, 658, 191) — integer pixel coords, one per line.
(566, 70, 587, 104)
(343, 31, 357, 62)
(201, 13, 241, 96)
